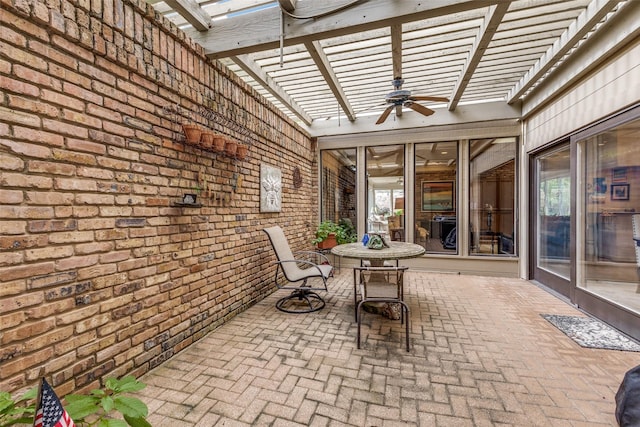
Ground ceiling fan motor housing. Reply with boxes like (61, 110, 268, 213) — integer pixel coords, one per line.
(385, 89, 411, 103)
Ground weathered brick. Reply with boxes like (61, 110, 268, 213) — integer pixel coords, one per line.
(0, 221, 27, 235)
(2, 318, 55, 345)
(27, 160, 75, 176)
(28, 271, 77, 289)
(0, 262, 55, 282)
(0, 347, 54, 379)
(25, 245, 74, 261)
(28, 219, 77, 233)
(0, 153, 25, 170)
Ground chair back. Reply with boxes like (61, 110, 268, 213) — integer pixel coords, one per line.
(263, 226, 297, 279)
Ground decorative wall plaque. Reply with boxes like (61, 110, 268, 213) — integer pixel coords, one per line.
(260, 164, 282, 212)
(293, 167, 302, 189)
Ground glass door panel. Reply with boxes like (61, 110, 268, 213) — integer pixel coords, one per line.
(532, 145, 572, 296)
(577, 117, 640, 316)
(366, 145, 404, 241)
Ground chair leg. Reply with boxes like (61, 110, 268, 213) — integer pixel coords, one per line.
(356, 300, 364, 349)
(401, 301, 410, 352)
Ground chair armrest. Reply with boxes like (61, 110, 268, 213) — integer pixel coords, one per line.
(273, 259, 330, 276)
(293, 250, 332, 265)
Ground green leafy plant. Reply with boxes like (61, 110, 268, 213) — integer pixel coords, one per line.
(312, 219, 358, 246)
(337, 218, 357, 244)
(64, 376, 150, 427)
(312, 220, 341, 245)
(0, 387, 37, 427)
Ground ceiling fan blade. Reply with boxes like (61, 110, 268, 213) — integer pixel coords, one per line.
(409, 95, 449, 103)
(406, 101, 434, 117)
(375, 105, 394, 125)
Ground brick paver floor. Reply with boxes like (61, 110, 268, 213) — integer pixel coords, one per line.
(135, 271, 639, 426)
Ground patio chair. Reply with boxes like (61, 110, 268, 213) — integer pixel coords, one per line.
(263, 226, 334, 313)
(354, 266, 410, 351)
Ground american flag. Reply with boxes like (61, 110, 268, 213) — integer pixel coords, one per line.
(33, 378, 76, 427)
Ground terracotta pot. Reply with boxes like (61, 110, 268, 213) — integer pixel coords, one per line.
(224, 139, 237, 157)
(316, 233, 337, 250)
(213, 136, 226, 153)
(236, 143, 248, 160)
(182, 124, 201, 144)
(200, 131, 214, 149)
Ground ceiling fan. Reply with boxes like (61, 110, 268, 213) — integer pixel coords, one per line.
(375, 78, 449, 125)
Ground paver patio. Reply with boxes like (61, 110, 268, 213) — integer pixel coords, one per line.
(135, 270, 638, 426)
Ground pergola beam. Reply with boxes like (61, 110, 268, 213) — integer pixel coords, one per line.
(507, 0, 622, 103)
(230, 54, 314, 126)
(391, 24, 403, 117)
(304, 41, 356, 122)
(448, 2, 510, 111)
(186, 0, 500, 58)
(164, 0, 211, 31)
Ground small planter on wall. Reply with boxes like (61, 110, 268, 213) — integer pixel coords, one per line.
(200, 131, 214, 150)
(213, 136, 226, 153)
(236, 143, 248, 160)
(225, 139, 237, 157)
(182, 124, 201, 144)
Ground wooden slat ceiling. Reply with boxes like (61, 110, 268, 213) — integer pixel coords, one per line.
(147, 0, 629, 129)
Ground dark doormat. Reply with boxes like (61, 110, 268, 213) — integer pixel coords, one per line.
(541, 314, 640, 352)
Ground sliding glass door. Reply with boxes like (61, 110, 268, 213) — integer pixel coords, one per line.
(531, 144, 572, 297)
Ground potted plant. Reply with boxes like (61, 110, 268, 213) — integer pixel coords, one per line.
(312, 219, 357, 249)
(312, 220, 341, 249)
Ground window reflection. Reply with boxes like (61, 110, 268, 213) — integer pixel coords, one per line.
(366, 145, 404, 240)
(320, 149, 357, 230)
(579, 118, 640, 315)
(414, 141, 458, 254)
(469, 138, 516, 256)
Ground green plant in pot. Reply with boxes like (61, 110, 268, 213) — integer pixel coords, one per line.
(313, 219, 358, 249)
(312, 220, 341, 249)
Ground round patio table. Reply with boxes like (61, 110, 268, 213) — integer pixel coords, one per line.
(331, 241, 425, 265)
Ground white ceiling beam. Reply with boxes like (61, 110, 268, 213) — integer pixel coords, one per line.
(277, 0, 296, 13)
(522, 0, 640, 118)
(164, 0, 211, 31)
(230, 54, 313, 125)
(205, 0, 276, 20)
(507, 0, 623, 103)
(306, 100, 521, 137)
(391, 24, 403, 117)
(304, 40, 356, 122)
(448, 3, 511, 110)
(186, 0, 500, 58)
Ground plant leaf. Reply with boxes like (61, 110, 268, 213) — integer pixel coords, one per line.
(65, 394, 98, 404)
(65, 397, 101, 420)
(123, 415, 152, 427)
(101, 396, 115, 413)
(98, 418, 128, 427)
(105, 378, 119, 391)
(113, 397, 148, 418)
(16, 387, 38, 403)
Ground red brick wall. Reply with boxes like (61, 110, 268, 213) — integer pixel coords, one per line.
(0, 0, 317, 395)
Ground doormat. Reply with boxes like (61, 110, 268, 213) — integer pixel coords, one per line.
(541, 314, 640, 352)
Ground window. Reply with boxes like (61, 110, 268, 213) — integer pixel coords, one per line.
(414, 141, 458, 254)
(366, 145, 404, 240)
(578, 117, 640, 315)
(320, 149, 357, 228)
(469, 138, 516, 255)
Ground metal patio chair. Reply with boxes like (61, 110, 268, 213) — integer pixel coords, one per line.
(263, 226, 334, 313)
(354, 265, 410, 351)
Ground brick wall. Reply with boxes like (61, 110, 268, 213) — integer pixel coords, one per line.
(0, 0, 317, 395)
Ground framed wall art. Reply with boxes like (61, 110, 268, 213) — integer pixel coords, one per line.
(421, 181, 454, 211)
(260, 164, 282, 212)
(611, 183, 629, 201)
